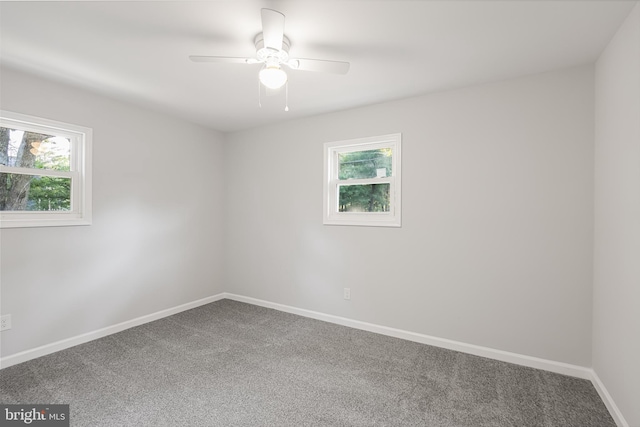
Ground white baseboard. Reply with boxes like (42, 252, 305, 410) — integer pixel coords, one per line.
(223, 293, 593, 379)
(590, 370, 630, 427)
(0, 293, 226, 369)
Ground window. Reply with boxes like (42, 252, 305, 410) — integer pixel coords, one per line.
(0, 110, 92, 228)
(323, 133, 401, 227)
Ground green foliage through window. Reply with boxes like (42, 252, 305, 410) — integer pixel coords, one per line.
(339, 184, 390, 212)
(338, 148, 392, 180)
(1, 127, 72, 211)
(337, 149, 392, 212)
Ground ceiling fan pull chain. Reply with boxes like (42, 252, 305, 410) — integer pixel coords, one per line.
(284, 81, 289, 112)
(258, 77, 262, 108)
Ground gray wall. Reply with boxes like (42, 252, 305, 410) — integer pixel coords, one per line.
(594, 4, 640, 427)
(0, 64, 597, 369)
(0, 67, 226, 357)
(224, 65, 595, 367)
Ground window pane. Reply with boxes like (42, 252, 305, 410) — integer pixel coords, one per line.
(338, 148, 392, 180)
(0, 127, 71, 171)
(339, 183, 390, 212)
(0, 173, 71, 211)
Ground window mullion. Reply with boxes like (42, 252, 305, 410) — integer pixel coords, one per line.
(0, 165, 75, 179)
(337, 177, 393, 186)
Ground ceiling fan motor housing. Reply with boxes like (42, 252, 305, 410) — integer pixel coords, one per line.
(254, 32, 291, 64)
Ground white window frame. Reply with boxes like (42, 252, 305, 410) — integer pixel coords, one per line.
(323, 133, 401, 227)
(0, 110, 92, 228)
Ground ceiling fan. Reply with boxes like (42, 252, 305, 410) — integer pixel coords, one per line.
(189, 8, 350, 96)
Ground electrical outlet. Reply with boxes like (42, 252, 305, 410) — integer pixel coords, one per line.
(343, 288, 351, 300)
(0, 314, 11, 331)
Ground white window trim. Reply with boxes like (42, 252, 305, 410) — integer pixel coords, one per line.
(323, 133, 401, 227)
(0, 110, 92, 228)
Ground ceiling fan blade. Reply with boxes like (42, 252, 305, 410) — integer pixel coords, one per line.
(287, 58, 350, 74)
(189, 56, 257, 64)
(261, 8, 285, 51)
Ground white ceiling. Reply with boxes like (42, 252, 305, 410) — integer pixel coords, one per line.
(0, 1, 636, 132)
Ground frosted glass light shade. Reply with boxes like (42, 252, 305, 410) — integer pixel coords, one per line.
(259, 66, 287, 89)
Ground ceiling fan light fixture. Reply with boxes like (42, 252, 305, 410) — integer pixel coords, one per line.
(259, 65, 288, 89)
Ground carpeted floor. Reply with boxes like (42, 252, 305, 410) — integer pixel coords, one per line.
(0, 299, 615, 426)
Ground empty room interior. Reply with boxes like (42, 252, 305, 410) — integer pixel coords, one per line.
(0, 1, 639, 426)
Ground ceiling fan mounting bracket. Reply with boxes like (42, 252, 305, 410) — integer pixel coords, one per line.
(254, 32, 291, 64)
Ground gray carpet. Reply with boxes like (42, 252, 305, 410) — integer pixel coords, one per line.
(0, 299, 615, 426)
